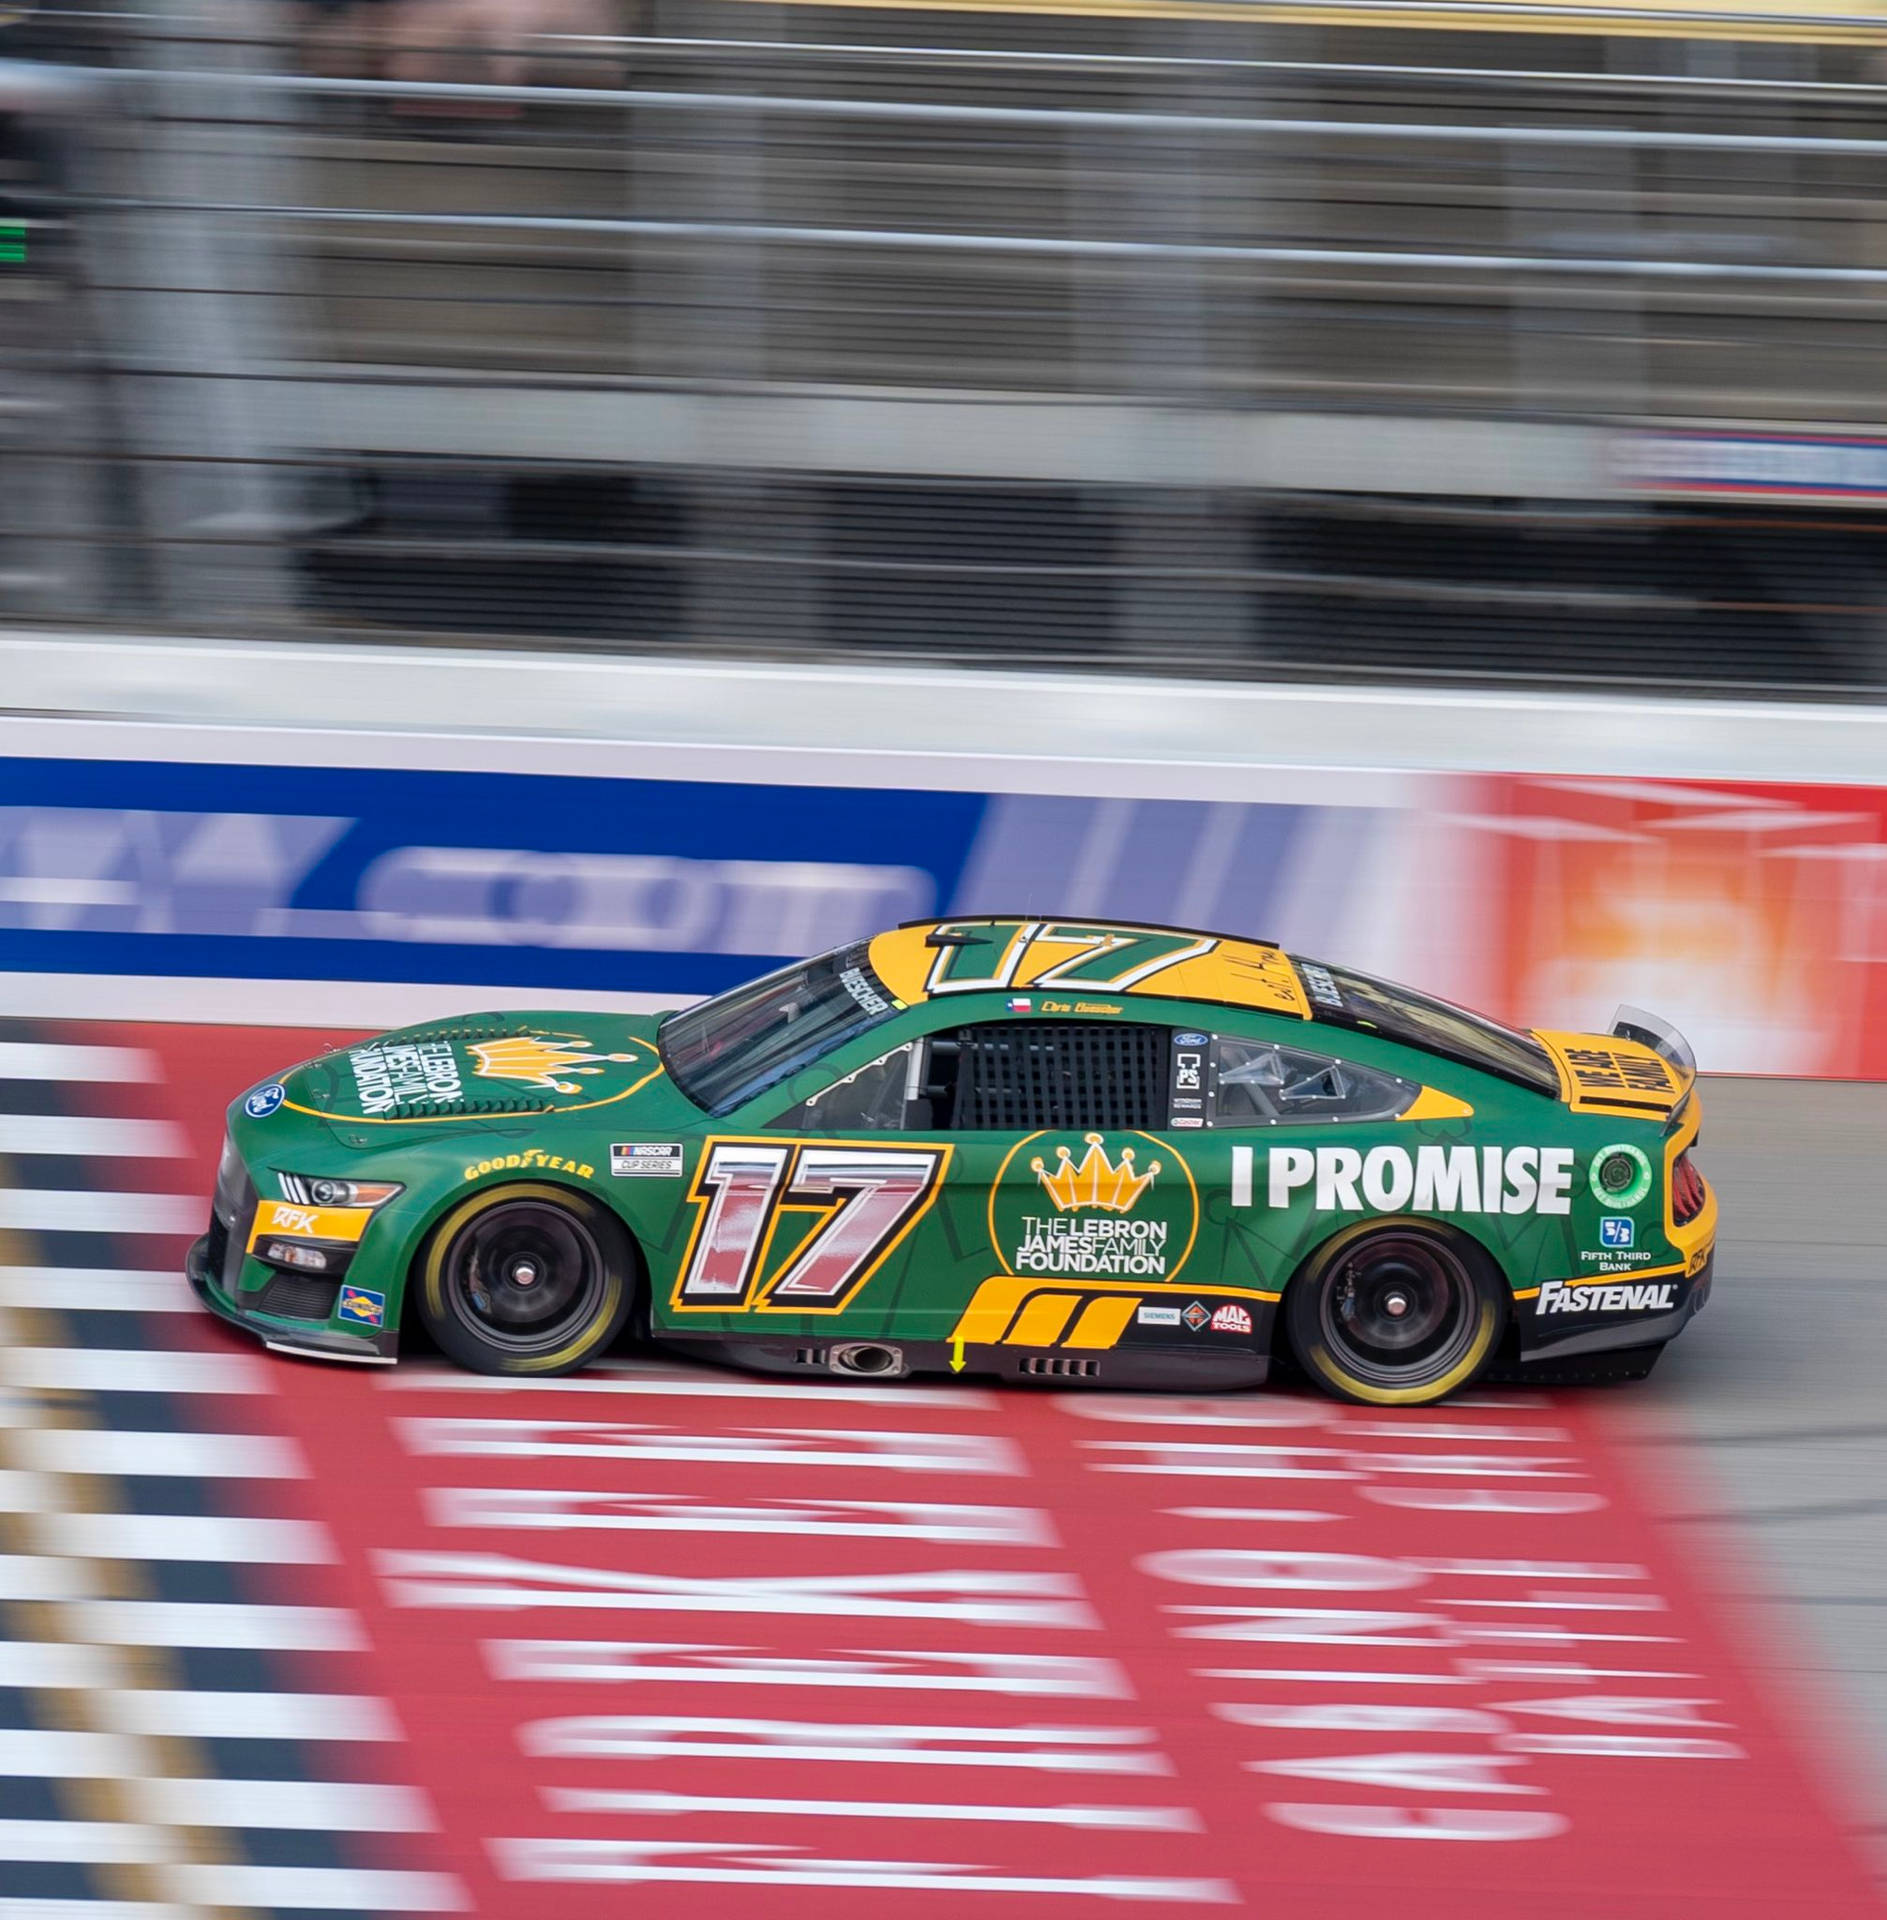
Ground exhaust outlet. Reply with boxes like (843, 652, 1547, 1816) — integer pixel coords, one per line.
(829, 1342, 904, 1378)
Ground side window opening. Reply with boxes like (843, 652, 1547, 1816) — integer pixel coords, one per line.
(926, 1021, 1170, 1132)
(1215, 1036, 1415, 1126)
(770, 1041, 918, 1132)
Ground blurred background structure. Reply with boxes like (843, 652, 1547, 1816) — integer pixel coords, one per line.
(7, 0, 1887, 689)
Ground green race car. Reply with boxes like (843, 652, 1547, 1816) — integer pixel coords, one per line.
(189, 918, 1716, 1406)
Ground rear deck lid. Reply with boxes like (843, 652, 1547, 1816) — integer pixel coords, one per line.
(1531, 1024, 1694, 1121)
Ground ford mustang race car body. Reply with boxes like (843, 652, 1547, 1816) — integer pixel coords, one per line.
(189, 918, 1715, 1405)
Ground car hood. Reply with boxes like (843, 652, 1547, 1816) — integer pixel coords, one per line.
(1531, 1026, 1694, 1120)
(281, 1011, 672, 1124)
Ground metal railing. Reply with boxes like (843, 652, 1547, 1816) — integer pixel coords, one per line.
(4, 8, 1887, 687)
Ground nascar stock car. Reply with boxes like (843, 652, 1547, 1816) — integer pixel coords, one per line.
(189, 918, 1715, 1406)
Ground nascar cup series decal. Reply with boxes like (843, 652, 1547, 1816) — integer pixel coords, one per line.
(1230, 1142, 1579, 1214)
(991, 1130, 1199, 1281)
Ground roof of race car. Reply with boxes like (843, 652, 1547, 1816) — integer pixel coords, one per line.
(867, 919, 1314, 1019)
(866, 917, 1692, 1120)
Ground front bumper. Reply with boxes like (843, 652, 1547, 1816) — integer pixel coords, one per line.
(188, 1225, 397, 1365)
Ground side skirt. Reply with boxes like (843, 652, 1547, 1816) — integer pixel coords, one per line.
(648, 1331, 1270, 1393)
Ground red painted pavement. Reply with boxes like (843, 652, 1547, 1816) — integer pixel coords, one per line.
(127, 1022, 1887, 1915)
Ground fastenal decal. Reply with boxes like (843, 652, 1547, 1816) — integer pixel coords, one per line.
(1232, 1143, 1576, 1215)
(1539, 1277, 1678, 1314)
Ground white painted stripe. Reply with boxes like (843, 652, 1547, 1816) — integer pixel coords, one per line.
(0, 1470, 59, 1512)
(0, 1191, 201, 1235)
(0, 1728, 154, 1776)
(0, 1819, 181, 1864)
(0, 971, 675, 1028)
(10, 631, 1886, 788)
(0, 1347, 266, 1394)
(129, 1776, 436, 1832)
(157, 1865, 469, 1911)
(32, 1512, 335, 1564)
(0, 1116, 186, 1158)
(0, 1554, 104, 1601)
(0, 1041, 158, 1083)
(13, 1427, 305, 1479)
(548, 1788, 1200, 1831)
(63, 1600, 367, 1651)
(0, 1641, 130, 1688)
(0, 1267, 196, 1313)
(0, 1904, 192, 1920)
(96, 1690, 399, 1742)
(387, 1361, 1000, 1410)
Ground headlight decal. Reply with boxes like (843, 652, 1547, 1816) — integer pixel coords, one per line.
(277, 1173, 403, 1210)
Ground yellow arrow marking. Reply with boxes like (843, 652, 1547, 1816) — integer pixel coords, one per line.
(950, 1335, 967, 1373)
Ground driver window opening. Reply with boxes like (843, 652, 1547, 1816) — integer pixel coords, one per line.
(770, 1041, 919, 1132)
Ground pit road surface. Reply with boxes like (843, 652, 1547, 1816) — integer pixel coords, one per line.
(1, 1028, 1884, 1917)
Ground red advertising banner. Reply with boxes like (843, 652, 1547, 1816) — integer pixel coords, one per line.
(1468, 772, 1887, 1080)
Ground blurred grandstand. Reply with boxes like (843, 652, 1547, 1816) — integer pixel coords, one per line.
(5, 0, 1887, 688)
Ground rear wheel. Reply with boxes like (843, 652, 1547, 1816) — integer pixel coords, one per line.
(415, 1183, 634, 1376)
(1286, 1222, 1505, 1407)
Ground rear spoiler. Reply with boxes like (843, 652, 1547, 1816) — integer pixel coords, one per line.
(1611, 1005, 1697, 1079)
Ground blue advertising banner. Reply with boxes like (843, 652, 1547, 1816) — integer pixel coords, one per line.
(0, 756, 1350, 1000)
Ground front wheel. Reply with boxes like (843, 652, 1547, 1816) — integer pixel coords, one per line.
(1286, 1223, 1505, 1407)
(414, 1183, 635, 1376)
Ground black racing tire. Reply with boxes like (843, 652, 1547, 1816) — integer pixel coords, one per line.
(414, 1183, 635, 1376)
(1285, 1220, 1506, 1408)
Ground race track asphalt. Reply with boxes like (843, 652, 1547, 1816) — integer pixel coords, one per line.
(1620, 1075, 1887, 1866)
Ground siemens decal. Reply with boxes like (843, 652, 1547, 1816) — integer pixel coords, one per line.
(1231, 1143, 1577, 1216)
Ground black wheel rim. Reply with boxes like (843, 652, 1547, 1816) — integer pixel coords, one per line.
(444, 1200, 607, 1357)
(1321, 1232, 1478, 1390)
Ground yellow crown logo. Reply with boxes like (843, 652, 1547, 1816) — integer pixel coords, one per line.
(468, 1035, 637, 1095)
(1031, 1133, 1160, 1213)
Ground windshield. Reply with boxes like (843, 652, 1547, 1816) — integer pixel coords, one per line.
(660, 942, 901, 1117)
(1291, 955, 1560, 1097)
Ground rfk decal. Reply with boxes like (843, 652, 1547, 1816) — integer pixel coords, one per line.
(673, 1140, 949, 1312)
